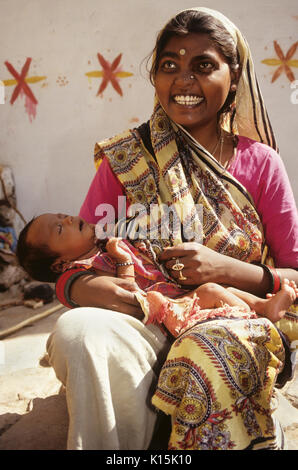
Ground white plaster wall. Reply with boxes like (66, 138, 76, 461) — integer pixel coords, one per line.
(0, 0, 297, 233)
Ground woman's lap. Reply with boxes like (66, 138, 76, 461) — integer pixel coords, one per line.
(46, 307, 170, 450)
(152, 317, 285, 450)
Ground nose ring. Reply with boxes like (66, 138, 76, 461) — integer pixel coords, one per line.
(181, 73, 195, 81)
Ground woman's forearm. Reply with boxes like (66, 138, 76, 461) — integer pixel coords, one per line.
(216, 256, 270, 296)
(217, 255, 298, 297)
(70, 274, 144, 318)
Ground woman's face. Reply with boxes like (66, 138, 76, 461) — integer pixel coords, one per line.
(154, 33, 235, 136)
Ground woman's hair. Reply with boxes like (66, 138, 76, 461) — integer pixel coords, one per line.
(149, 9, 240, 120)
(16, 218, 60, 283)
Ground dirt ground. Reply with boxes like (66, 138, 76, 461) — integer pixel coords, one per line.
(0, 298, 298, 450)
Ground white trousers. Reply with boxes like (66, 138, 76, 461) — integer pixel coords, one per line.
(46, 307, 170, 450)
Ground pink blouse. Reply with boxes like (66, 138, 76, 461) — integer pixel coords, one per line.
(79, 136, 298, 268)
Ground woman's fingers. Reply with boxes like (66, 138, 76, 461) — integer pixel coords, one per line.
(109, 287, 144, 319)
(158, 242, 226, 286)
(159, 242, 199, 261)
(158, 242, 201, 284)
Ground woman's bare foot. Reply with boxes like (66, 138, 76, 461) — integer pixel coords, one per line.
(262, 279, 298, 322)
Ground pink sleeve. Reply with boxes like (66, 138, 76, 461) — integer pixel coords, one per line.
(230, 137, 298, 268)
(79, 157, 126, 224)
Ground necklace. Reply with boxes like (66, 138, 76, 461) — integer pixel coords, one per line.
(218, 131, 225, 166)
(217, 132, 238, 174)
(208, 131, 221, 156)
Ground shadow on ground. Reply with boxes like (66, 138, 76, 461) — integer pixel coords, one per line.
(0, 394, 68, 450)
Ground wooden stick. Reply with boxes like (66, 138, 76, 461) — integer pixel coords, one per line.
(0, 303, 64, 340)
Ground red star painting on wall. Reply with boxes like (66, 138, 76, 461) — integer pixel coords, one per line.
(86, 53, 133, 97)
(3, 57, 46, 121)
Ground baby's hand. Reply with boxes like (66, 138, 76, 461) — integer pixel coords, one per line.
(106, 237, 132, 263)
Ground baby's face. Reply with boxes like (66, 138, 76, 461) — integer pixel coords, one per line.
(27, 213, 96, 262)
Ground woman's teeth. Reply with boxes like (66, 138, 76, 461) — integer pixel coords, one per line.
(173, 95, 204, 106)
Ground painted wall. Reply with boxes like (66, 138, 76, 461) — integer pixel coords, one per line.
(0, 0, 297, 233)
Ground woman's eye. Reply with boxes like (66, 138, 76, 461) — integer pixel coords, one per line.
(160, 60, 177, 71)
(194, 62, 214, 72)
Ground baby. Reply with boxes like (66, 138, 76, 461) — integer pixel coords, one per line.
(17, 213, 298, 337)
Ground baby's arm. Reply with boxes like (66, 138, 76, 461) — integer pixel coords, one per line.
(105, 237, 135, 280)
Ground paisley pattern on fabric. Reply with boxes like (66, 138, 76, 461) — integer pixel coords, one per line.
(93, 98, 298, 450)
(152, 318, 285, 450)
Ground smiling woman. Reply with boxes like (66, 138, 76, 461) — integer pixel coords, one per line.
(45, 7, 298, 450)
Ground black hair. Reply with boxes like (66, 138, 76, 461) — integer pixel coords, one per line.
(16, 218, 60, 283)
(149, 10, 240, 125)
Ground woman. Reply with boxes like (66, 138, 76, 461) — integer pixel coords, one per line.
(47, 8, 298, 450)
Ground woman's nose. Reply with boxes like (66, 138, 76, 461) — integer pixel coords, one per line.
(174, 71, 196, 85)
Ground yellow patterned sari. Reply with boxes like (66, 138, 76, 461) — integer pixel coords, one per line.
(94, 102, 297, 449)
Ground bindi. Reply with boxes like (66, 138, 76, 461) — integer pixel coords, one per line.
(179, 48, 186, 56)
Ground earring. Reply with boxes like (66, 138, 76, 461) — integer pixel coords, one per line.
(230, 84, 237, 92)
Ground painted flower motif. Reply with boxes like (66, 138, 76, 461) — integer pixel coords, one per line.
(3, 58, 46, 121)
(86, 53, 133, 96)
(262, 41, 298, 83)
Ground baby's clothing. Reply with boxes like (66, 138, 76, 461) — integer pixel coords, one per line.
(71, 239, 186, 298)
(69, 239, 257, 338)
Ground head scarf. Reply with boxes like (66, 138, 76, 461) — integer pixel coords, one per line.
(153, 7, 277, 150)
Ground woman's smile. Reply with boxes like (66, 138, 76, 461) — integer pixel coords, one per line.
(172, 94, 205, 107)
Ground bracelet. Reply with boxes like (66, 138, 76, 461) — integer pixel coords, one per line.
(116, 261, 134, 267)
(56, 268, 89, 309)
(259, 264, 281, 294)
(269, 266, 282, 293)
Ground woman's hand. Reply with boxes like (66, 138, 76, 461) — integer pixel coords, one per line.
(159, 242, 226, 286)
(159, 241, 284, 297)
(70, 274, 144, 320)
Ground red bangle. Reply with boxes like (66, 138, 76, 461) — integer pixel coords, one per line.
(55, 267, 88, 308)
(266, 266, 282, 294)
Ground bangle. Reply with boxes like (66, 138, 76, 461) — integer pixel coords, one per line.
(56, 268, 89, 309)
(116, 261, 134, 267)
(259, 264, 274, 293)
(259, 264, 281, 294)
(269, 266, 282, 293)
